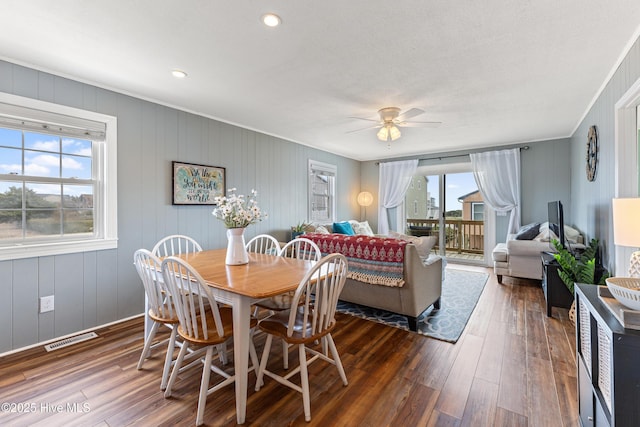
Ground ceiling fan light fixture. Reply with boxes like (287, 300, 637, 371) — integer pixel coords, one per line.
(389, 125, 401, 141)
(376, 126, 389, 141)
(377, 124, 401, 142)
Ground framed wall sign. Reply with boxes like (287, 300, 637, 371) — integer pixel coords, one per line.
(172, 161, 226, 205)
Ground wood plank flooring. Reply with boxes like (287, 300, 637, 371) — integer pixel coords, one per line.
(0, 266, 578, 426)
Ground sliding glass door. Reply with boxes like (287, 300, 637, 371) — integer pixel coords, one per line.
(405, 167, 485, 264)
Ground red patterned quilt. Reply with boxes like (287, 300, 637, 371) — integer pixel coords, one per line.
(304, 233, 407, 287)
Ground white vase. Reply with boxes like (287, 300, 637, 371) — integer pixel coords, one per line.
(225, 227, 249, 265)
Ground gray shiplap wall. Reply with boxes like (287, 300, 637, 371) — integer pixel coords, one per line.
(568, 35, 640, 273)
(0, 60, 361, 353)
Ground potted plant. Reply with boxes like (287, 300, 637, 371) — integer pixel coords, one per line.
(551, 238, 609, 323)
(291, 222, 309, 240)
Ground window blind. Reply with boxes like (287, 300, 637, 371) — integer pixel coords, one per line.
(0, 101, 106, 141)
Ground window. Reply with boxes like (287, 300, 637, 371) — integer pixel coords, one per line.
(308, 160, 336, 223)
(0, 93, 117, 260)
(472, 202, 484, 220)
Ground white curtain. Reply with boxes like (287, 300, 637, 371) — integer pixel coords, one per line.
(470, 148, 521, 234)
(377, 159, 418, 235)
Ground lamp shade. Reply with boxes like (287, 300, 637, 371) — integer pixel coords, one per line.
(357, 191, 373, 207)
(376, 126, 389, 141)
(389, 125, 401, 141)
(612, 198, 640, 247)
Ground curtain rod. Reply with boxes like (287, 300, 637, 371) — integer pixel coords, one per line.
(375, 145, 529, 165)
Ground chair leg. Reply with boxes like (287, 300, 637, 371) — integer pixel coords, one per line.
(298, 344, 311, 422)
(217, 342, 228, 365)
(196, 346, 214, 426)
(160, 326, 178, 390)
(164, 341, 190, 398)
(249, 330, 260, 376)
(255, 334, 273, 391)
(282, 339, 289, 369)
(137, 321, 160, 369)
(326, 334, 348, 386)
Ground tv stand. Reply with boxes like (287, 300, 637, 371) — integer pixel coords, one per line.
(541, 252, 574, 316)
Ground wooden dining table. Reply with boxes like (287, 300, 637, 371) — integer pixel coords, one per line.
(164, 248, 317, 424)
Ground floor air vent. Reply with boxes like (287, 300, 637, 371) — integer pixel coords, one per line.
(44, 332, 98, 352)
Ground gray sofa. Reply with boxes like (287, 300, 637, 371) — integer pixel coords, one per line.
(338, 244, 443, 331)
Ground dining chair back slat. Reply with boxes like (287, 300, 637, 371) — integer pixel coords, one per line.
(152, 234, 203, 258)
(279, 237, 321, 261)
(245, 234, 279, 255)
(134, 249, 174, 320)
(161, 256, 225, 341)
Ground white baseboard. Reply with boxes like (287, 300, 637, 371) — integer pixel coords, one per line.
(0, 313, 144, 358)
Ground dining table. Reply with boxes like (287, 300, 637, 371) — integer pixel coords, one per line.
(155, 248, 317, 424)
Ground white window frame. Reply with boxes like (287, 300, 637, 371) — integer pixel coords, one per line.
(308, 159, 336, 223)
(471, 202, 484, 221)
(0, 93, 118, 261)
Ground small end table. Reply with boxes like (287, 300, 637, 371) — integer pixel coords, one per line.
(541, 251, 574, 316)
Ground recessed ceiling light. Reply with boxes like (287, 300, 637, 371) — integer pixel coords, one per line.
(171, 69, 187, 78)
(261, 13, 281, 27)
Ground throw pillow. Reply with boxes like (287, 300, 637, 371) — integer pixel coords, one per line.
(539, 221, 580, 243)
(534, 229, 557, 242)
(515, 222, 540, 240)
(352, 220, 374, 236)
(314, 225, 330, 234)
(388, 231, 437, 258)
(332, 221, 355, 235)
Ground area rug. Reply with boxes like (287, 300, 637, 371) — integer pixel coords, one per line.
(336, 268, 489, 343)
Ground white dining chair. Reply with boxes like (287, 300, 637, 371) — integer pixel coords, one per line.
(152, 234, 203, 257)
(254, 237, 322, 368)
(151, 234, 231, 364)
(133, 249, 180, 390)
(161, 256, 260, 426)
(255, 253, 349, 422)
(245, 234, 280, 255)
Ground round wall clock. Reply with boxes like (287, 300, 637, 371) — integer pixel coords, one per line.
(586, 125, 598, 182)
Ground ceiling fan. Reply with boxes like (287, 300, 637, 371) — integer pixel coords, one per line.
(348, 107, 442, 143)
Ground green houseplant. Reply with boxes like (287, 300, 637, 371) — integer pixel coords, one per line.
(291, 222, 309, 240)
(551, 238, 608, 294)
(551, 238, 608, 323)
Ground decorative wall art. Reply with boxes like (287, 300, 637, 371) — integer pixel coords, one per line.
(586, 125, 598, 182)
(172, 161, 226, 205)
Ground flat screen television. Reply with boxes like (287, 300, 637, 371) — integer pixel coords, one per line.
(547, 200, 566, 250)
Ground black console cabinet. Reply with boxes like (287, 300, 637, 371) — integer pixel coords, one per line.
(575, 284, 640, 426)
(541, 251, 574, 316)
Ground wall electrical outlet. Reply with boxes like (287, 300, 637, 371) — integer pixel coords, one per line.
(40, 295, 54, 313)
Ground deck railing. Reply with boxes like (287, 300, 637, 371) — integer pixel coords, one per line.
(406, 218, 485, 255)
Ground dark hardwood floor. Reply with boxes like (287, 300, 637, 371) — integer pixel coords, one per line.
(0, 266, 578, 426)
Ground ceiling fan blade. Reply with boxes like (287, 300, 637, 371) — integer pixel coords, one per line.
(348, 116, 381, 123)
(398, 120, 442, 128)
(346, 124, 382, 134)
(396, 108, 425, 121)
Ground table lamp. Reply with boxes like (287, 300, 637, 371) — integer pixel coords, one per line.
(612, 198, 640, 277)
(357, 191, 373, 220)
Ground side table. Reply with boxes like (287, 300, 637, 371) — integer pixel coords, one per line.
(541, 251, 574, 316)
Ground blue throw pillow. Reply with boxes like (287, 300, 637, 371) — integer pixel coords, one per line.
(332, 221, 355, 235)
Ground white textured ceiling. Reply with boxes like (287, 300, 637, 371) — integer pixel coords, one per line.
(1, 1, 639, 161)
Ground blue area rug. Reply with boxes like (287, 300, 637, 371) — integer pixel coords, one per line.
(336, 268, 489, 343)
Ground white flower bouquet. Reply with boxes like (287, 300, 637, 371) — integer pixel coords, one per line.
(212, 188, 267, 228)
